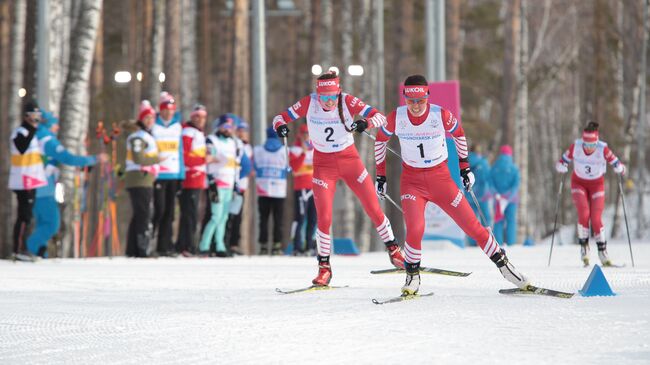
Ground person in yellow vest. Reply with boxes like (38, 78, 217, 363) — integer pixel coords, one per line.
(125, 101, 163, 258)
(151, 91, 185, 257)
(9, 101, 48, 260)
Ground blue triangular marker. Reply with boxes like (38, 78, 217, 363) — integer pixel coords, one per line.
(579, 265, 616, 297)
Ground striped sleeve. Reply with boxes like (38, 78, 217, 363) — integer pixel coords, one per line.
(375, 110, 396, 176)
(441, 108, 469, 169)
(603, 145, 620, 165)
(272, 95, 311, 130)
(344, 94, 386, 129)
(561, 144, 575, 163)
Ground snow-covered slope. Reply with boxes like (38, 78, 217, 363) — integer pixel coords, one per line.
(1, 243, 649, 364)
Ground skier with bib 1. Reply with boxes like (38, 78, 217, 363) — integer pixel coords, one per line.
(374, 75, 529, 295)
(555, 122, 626, 266)
(272, 71, 404, 286)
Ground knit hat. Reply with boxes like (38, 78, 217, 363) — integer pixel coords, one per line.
(500, 145, 513, 156)
(212, 114, 235, 131)
(138, 100, 156, 121)
(266, 126, 278, 139)
(159, 91, 176, 111)
(23, 100, 39, 115)
(190, 103, 207, 119)
(237, 122, 249, 131)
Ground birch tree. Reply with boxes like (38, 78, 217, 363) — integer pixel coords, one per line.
(180, 0, 198, 119)
(501, 0, 520, 147)
(164, 0, 181, 99)
(58, 0, 102, 257)
(231, 0, 250, 121)
(8, 0, 26, 128)
(147, 0, 165, 102)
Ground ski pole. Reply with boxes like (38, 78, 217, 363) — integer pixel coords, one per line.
(362, 130, 402, 159)
(468, 188, 489, 227)
(548, 173, 566, 267)
(283, 137, 291, 172)
(383, 192, 403, 214)
(617, 174, 635, 268)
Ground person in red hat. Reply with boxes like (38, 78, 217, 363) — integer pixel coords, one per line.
(272, 70, 404, 286)
(125, 100, 163, 257)
(289, 123, 317, 256)
(375, 74, 529, 295)
(555, 121, 626, 266)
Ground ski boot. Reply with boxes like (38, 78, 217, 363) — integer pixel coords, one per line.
(312, 255, 332, 286)
(490, 248, 529, 289)
(259, 244, 269, 256)
(385, 239, 405, 269)
(579, 238, 590, 266)
(271, 242, 283, 256)
(597, 241, 613, 267)
(401, 262, 421, 296)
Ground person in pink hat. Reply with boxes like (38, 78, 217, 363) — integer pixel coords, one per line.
(272, 70, 404, 287)
(375, 74, 529, 295)
(555, 121, 626, 266)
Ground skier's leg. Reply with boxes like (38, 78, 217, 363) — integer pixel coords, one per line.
(400, 172, 427, 294)
(571, 181, 591, 264)
(311, 155, 339, 286)
(588, 181, 610, 265)
(305, 192, 318, 253)
(428, 166, 528, 288)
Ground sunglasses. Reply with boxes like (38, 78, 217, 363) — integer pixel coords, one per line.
(405, 97, 427, 105)
(583, 142, 597, 149)
(319, 94, 338, 102)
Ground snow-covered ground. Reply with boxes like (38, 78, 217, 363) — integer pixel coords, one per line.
(1, 241, 649, 365)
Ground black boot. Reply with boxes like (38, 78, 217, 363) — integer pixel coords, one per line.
(579, 238, 589, 266)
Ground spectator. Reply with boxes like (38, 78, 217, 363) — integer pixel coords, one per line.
(288, 123, 316, 256)
(26, 111, 104, 257)
(151, 91, 185, 256)
(125, 101, 162, 257)
(176, 104, 212, 257)
(489, 145, 520, 246)
(225, 121, 253, 255)
(254, 127, 288, 255)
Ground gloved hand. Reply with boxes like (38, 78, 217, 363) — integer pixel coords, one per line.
(276, 124, 289, 138)
(555, 161, 568, 173)
(375, 175, 387, 200)
(208, 183, 219, 203)
(613, 162, 626, 175)
(351, 119, 368, 133)
(460, 167, 475, 191)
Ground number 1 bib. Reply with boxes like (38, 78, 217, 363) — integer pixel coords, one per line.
(394, 105, 448, 168)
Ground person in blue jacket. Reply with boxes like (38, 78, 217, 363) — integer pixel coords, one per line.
(25, 111, 107, 257)
(466, 145, 492, 246)
(489, 145, 520, 246)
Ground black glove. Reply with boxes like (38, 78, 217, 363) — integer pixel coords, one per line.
(460, 167, 475, 191)
(351, 119, 368, 133)
(208, 183, 219, 203)
(276, 124, 289, 138)
(375, 175, 387, 200)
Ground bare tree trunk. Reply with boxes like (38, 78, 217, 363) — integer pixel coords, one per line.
(48, 0, 70, 114)
(58, 0, 102, 257)
(164, 0, 181, 99)
(320, 0, 332, 69)
(198, 0, 213, 110)
(147, 0, 165, 102)
(635, 0, 648, 238)
(501, 0, 520, 147)
(8, 0, 26, 127)
(515, 0, 529, 242)
(231, 0, 250, 121)
(180, 0, 198, 119)
(0, 1, 15, 257)
(446, 0, 462, 80)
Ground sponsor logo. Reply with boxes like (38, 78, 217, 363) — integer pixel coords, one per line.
(312, 178, 329, 189)
(450, 190, 463, 208)
(357, 169, 368, 183)
(292, 101, 302, 111)
(401, 194, 416, 201)
(405, 87, 426, 94)
(318, 80, 338, 87)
